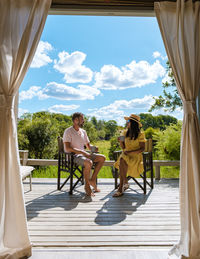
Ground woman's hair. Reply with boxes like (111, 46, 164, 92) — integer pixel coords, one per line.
(126, 119, 141, 140)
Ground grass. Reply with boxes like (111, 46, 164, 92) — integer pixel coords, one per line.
(32, 140, 180, 178)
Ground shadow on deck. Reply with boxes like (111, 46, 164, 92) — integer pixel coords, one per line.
(24, 178, 180, 248)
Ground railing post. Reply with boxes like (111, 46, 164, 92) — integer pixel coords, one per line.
(19, 150, 28, 166)
(155, 165, 160, 180)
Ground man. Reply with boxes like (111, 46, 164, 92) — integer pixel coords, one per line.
(63, 112, 105, 196)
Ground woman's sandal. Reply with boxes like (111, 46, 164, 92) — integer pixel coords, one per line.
(112, 190, 123, 197)
(123, 183, 130, 191)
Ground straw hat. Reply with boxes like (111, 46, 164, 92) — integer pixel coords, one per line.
(124, 114, 142, 127)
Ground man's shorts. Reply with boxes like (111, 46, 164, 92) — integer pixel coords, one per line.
(74, 153, 97, 167)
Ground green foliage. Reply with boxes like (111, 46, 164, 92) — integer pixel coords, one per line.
(18, 110, 181, 169)
(105, 120, 118, 140)
(153, 121, 182, 160)
(24, 117, 59, 159)
(140, 113, 177, 130)
(149, 61, 182, 112)
(108, 135, 121, 160)
(83, 118, 98, 142)
(93, 140, 111, 159)
(18, 112, 118, 159)
(144, 127, 160, 139)
(18, 111, 71, 159)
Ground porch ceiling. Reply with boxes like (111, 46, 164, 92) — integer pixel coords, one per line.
(49, 0, 164, 16)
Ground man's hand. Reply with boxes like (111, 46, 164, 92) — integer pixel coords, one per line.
(82, 151, 91, 159)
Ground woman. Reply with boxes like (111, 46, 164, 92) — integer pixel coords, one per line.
(113, 114, 146, 197)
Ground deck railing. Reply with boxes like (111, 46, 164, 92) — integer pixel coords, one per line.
(19, 150, 180, 180)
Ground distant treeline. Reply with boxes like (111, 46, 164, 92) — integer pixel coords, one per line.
(18, 111, 179, 160)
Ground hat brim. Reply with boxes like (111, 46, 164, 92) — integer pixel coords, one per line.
(124, 116, 142, 127)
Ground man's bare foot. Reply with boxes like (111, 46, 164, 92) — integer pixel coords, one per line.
(89, 180, 100, 192)
(85, 185, 95, 196)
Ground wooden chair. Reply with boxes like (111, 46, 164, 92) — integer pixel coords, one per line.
(113, 138, 154, 194)
(57, 136, 84, 194)
(19, 150, 34, 191)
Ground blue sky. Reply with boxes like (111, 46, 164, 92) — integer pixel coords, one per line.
(19, 15, 182, 125)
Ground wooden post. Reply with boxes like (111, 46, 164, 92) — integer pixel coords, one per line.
(19, 150, 29, 166)
(155, 165, 160, 180)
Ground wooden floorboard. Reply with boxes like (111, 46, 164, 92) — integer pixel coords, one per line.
(24, 178, 180, 248)
(31, 248, 169, 259)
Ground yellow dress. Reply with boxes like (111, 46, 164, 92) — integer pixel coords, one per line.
(114, 131, 146, 178)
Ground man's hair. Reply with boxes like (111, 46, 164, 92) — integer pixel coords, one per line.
(72, 112, 84, 121)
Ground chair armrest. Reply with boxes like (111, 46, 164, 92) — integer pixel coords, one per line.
(20, 166, 34, 180)
(113, 150, 122, 161)
(63, 151, 75, 156)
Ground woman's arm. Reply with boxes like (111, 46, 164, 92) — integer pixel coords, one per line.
(124, 142, 145, 155)
(119, 140, 125, 149)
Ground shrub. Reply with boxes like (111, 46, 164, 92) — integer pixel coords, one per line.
(153, 121, 182, 160)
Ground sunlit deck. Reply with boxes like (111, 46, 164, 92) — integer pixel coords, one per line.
(24, 178, 180, 250)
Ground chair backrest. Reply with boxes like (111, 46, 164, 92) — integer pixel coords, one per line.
(144, 138, 153, 153)
(58, 136, 64, 153)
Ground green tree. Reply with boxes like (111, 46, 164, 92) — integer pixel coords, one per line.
(153, 121, 182, 160)
(25, 117, 59, 159)
(149, 61, 182, 112)
(105, 120, 118, 140)
(83, 117, 98, 143)
(140, 113, 177, 130)
(144, 127, 160, 139)
(97, 129, 106, 140)
(108, 136, 121, 160)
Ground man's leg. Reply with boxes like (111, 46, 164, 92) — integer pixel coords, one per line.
(83, 159, 94, 196)
(89, 154, 105, 192)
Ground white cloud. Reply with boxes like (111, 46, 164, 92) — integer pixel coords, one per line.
(48, 104, 80, 113)
(19, 82, 101, 103)
(153, 51, 167, 60)
(54, 51, 93, 84)
(19, 86, 46, 102)
(31, 41, 53, 68)
(88, 95, 182, 125)
(18, 108, 29, 117)
(43, 82, 100, 100)
(93, 60, 165, 90)
(87, 95, 155, 125)
(111, 95, 155, 110)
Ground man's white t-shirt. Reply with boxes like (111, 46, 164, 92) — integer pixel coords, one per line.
(63, 126, 90, 152)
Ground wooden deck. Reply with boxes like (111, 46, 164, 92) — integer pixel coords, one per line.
(24, 178, 180, 248)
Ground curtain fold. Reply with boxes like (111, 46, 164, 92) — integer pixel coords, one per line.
(0, 1, 51, 258)
(154, 1, 200, 258)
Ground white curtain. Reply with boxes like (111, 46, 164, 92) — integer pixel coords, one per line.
(0, 0, 51, 258)
(155, 1, 200, 258)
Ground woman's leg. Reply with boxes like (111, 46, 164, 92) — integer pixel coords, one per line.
(118, 158, 128, 192)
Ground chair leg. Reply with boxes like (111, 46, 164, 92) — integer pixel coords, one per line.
(30, 174, 32, 191)
(143, 170, 146, 194)
(115, 169, 118, 189)
(151, 155, 154, 189)
(69, 166, 73, 195)
(57, 168, 61, 190)
(151, 167, 154, 189)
